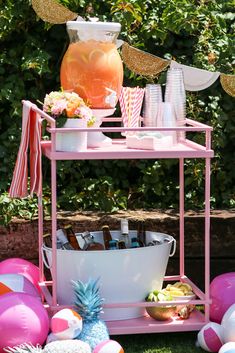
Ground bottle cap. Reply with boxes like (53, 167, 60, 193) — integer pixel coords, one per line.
(64, 224, 73, 229)
(43, 233, 51, 238)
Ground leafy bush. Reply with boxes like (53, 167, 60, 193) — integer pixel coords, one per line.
(0, 0, 234, 223)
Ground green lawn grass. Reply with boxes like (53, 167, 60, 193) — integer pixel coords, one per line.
(113, 332, 204, 353)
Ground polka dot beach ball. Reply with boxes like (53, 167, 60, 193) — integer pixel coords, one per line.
(51, 308, 83, 340)
(197, 322, 223, 352)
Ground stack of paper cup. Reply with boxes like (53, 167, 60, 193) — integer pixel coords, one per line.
(143, 84, 163, 127)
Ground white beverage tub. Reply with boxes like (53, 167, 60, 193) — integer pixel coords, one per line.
(42, 231, 176, 321)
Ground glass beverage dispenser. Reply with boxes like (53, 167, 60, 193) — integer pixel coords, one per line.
(60, 21, 123, 110)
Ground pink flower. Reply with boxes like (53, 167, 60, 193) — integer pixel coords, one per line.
(74, 106, 93, 120)
(50, 99, 67, 116)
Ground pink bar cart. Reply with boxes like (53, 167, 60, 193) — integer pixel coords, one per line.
(28, 101, 214, 335)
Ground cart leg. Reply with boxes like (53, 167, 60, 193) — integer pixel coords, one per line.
(204, 157, 211, 322)
(38, 194, 44, 282)
(179, 158, 185, 278)
(51, 159, 57, 306)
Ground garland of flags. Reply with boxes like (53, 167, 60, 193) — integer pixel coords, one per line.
(121, 43, 234, 97)
(31, 0, 235, 97)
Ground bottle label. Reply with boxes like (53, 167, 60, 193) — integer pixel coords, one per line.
(121, 219, 129, 234)
(56, 229, 68, 245)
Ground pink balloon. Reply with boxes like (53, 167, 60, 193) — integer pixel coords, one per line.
(0, 292, 49, 352)
(210, 273, 235, 323)
(0, 258, 41, 294)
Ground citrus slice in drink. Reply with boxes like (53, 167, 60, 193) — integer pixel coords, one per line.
(107, 49, 121, 68)
(88, 48, 107, 72)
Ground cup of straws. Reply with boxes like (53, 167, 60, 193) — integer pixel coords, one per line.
(119, 86, 145, 135)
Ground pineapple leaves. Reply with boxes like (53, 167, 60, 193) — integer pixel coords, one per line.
(72, 278, 104, 322)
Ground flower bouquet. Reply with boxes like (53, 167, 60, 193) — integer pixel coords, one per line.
(43, 91, 95, 152)
(43, 91, 95, 128)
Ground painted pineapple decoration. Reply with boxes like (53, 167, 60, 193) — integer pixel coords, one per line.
(72, 279, 110, 351)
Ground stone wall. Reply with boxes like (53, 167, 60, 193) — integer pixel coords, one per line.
(1, 209, 235, 287)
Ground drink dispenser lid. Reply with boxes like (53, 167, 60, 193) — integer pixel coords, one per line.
(67, 21, 121, 42)
(67, 21, 121, 32)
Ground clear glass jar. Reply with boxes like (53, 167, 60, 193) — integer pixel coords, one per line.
(60, 21, 123, 109)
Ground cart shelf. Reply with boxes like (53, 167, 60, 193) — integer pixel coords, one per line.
(106, 310, 206, 335)
(41, 139, 214, 160)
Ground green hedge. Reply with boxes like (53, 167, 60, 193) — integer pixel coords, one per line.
(0, 0, 234, 223)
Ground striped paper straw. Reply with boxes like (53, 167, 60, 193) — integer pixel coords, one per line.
(129, 87, 135, 127)
(130, 87, 145, 128)
(119, 87, 129, 127)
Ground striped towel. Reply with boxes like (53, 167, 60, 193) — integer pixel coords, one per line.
(9, 101, 42, 198)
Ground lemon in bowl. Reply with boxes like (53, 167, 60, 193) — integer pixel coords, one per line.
(164, 282, 196, 301)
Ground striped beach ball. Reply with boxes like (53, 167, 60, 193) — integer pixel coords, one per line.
(219, 342, 235, 353)
(197, 322, 223, 352)
(51, 308, 83, 340)
(0, 258, 42, 294)
(93, 340, 124, 353)
(0, 273, 40, 298)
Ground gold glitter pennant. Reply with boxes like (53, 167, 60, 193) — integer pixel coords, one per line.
(32, 0, 77, 24)
(220, 74, 235, 98)
(121, 42, 170, 77)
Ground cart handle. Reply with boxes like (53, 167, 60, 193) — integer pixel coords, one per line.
(169, 238, 176, 257)
(41, 245, 52, 269)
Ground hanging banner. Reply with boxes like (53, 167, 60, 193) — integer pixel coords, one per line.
(121, 44, 234, 97)
(121, 42, 170, 78)
(220, 74, 235, 98)
(170, 60, 220, 91)
(32, 0, 78, 24)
